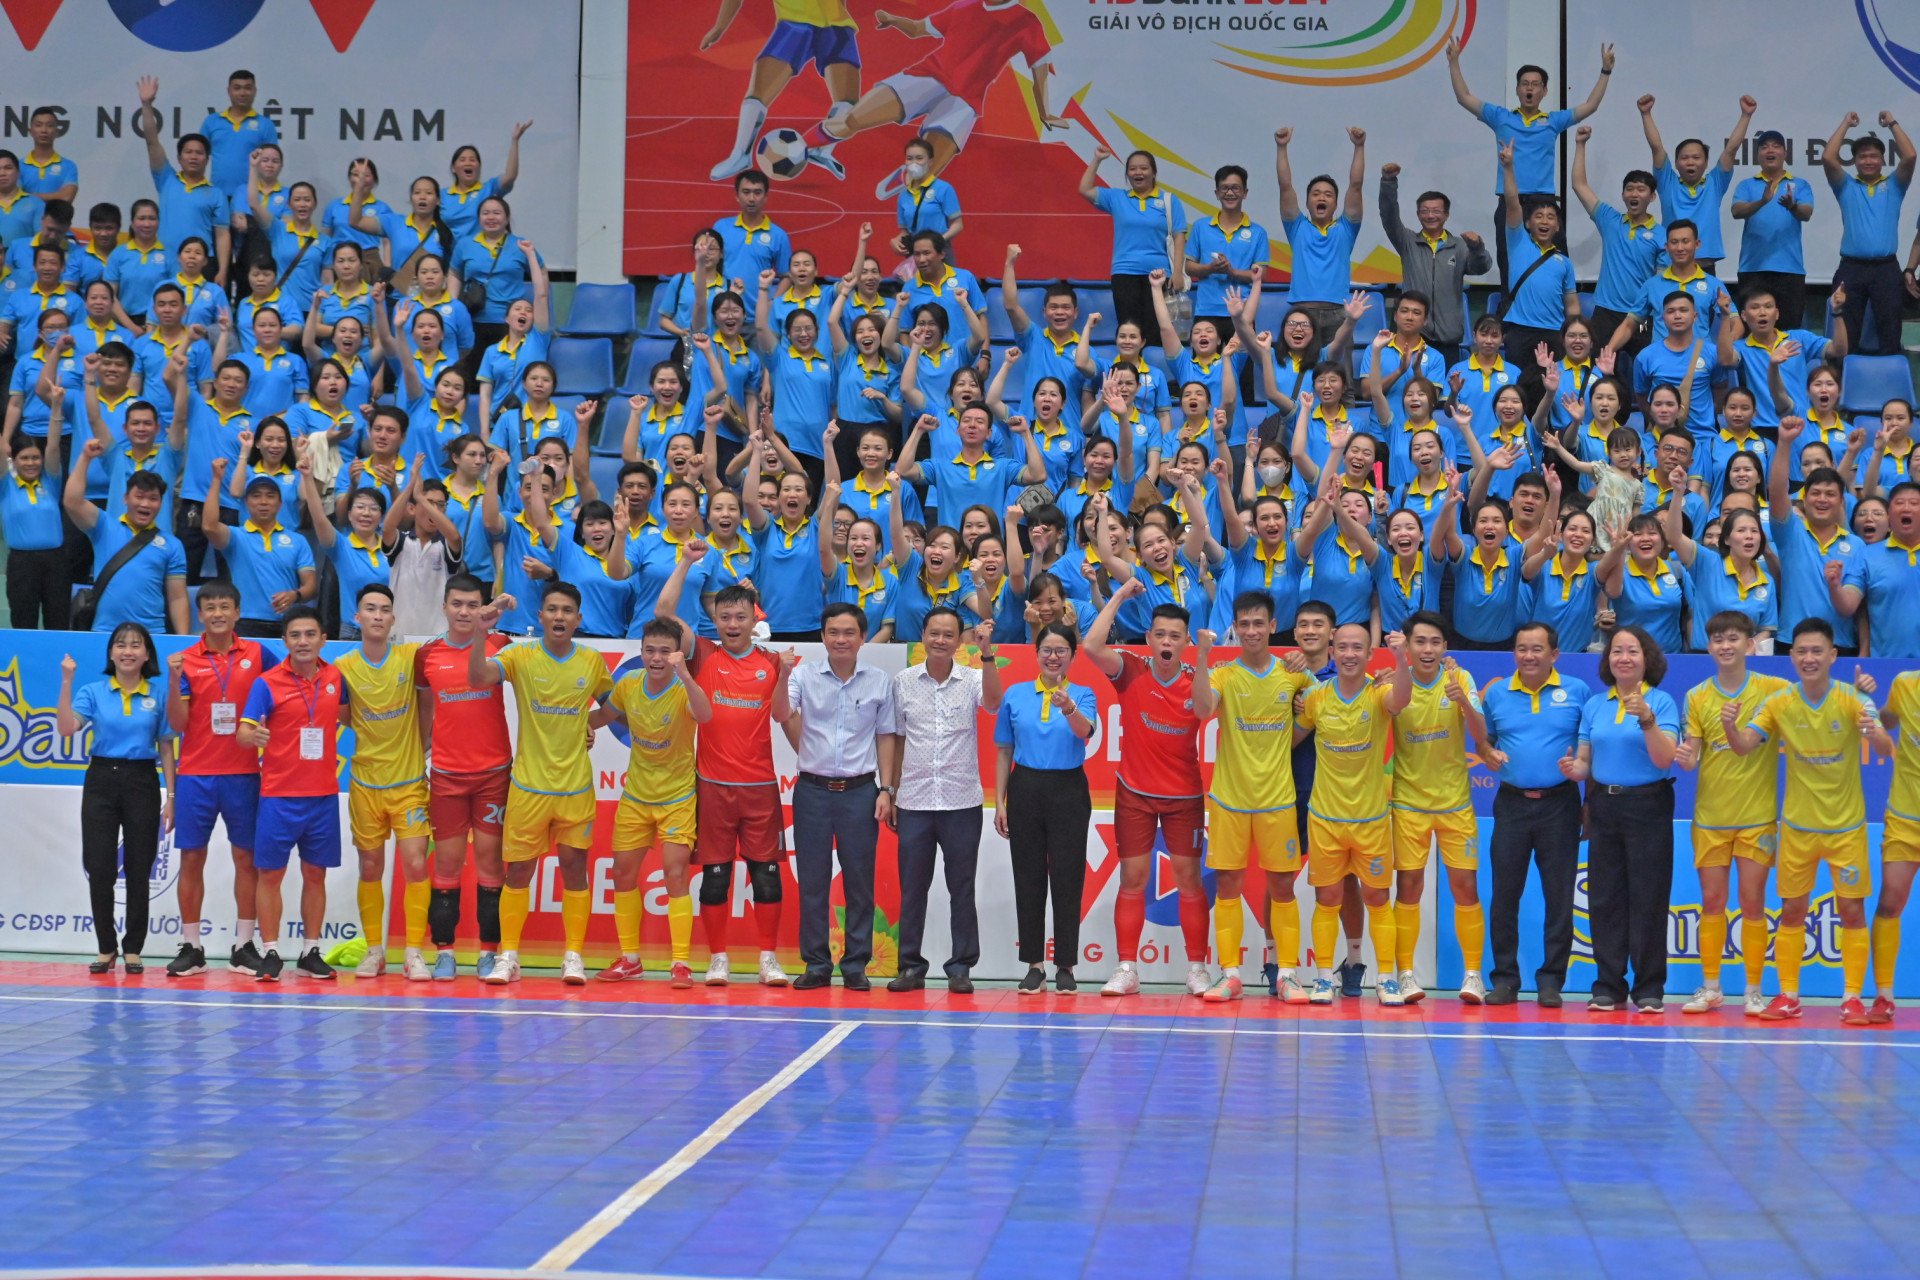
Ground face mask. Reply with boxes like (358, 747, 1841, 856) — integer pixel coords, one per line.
(1258, 466, 1287, 488)
(905, 162, 928, 181)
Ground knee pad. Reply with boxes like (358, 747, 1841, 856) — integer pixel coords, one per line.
(700, 863, 733, 906)
(748, 859, 782, 905)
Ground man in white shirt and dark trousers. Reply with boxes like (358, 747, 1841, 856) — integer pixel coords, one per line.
(783, 602, 899, 991)
(885, 607, 1004, 994)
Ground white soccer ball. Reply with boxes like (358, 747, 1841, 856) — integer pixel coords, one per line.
(756, 128, 809, 182)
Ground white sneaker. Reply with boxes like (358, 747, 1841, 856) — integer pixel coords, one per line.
(1186, 962, 1212, 996)
(403, 948, 431, 982)
(1744, 991, 1769, 1017)
(354, 945, 386, 978)
(709, 151, 755, 183)
(562, 952, 588, 986)
(1376, 974, 1406, 1006)
(1280, 974, 1311, 1004)
(1683, 986, 1725, 1015)
(705, 954, 731, 987)
(1309, 976, 1335, 1005)
(1459, 972, 1487, 1005)
(1398, 970, 1426, 1004)
(485, 951, 520, 985)
(758, 952, 789, 986)
(1101, 963, 1140, 997)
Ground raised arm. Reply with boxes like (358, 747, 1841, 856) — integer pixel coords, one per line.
(1443, 37, 1485, 115)
(1273, 127, 1300, 223)
(63, 440, 103, 530)
(1080, 577, 1137, 679)
(1887, 110, 1918, 187)
(1429, 473, 1465, 561)
(1078, 145, 1111, 209)
(499, 120, 532, 196)
(1718, 96, 1758, 172)
(1571, 44, 1617, 121)
(894, 414, 931, 483)
(1000, 242, 1031, 334)
(136, 77, 168, 174)
(1344, 127, 1367, 224)
(751, 270, 779, 353)
(1570, 126, 1601, 217)
(1289, 391, 1320, 484)
(1639, 94, 1667, 170)
(1499, 141, 1523, 229)
(1661, 464, 1698, 566)
(1822, 111, 1856, 188)
(203, 460, 234, 549)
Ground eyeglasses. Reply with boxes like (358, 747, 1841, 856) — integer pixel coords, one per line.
(1215, 185, 1246, 195)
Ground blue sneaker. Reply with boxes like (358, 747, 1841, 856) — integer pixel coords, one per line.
(1263, 961, 1280, 997)
(432, 950, 458, 981)
(1309, 977, 1335, 1005)
(475, 951, 497, 982)
(1338, 960, 1366, 998)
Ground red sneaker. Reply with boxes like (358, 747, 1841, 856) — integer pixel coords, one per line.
(1841, 996, 1873, 1026)
(1870, 995, 1897, 1025)
(669, 961, 695, 989)
(1757, 994, 1803, 1021)
(596, 955, 645, 983)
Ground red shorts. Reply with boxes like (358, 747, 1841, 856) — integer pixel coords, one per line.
(430, 768, 511, 840)
(1114, 780, 1205, 860)
(694, 778, 784, 865)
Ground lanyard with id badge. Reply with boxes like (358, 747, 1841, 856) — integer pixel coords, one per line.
(294, 673, 327, 760)
(207, 649, 240, 736)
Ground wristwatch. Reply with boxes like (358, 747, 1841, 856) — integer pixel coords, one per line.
(877, 784, 894, 796)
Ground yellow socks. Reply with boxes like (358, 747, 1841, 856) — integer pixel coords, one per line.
(614, 889, 643, 957)
(1214, 895, 1244, 973)
(357, 878, 385, 950)
(403, 879, 430, 949)
(1841, 923, 1870, 998)
(1698, 910, 1727, 985)
(1742, 918, 1769, 992)
(1454, 903, 1486, 974)
(1775, 923, 1805, 996)
(1270, 900, 1299, 970)
(1366, 903, 1396, 980)
(562, 888, 591, 955)
(1393, 901, 1421, 973)
(1873, 916, 1902, 997)
(500, 885, 531, 953)
(668, 894, 693, 963)
(1312, 904, 1341, 973)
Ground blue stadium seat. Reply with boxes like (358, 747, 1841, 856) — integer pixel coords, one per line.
(1351, 291, 1387, 351)
(621, 335, 680, 394)
(1578, 291, 1596, 319)
(1254, 288, 1292, 336)
(562, 283, 638, 338)
(595, 395, 632, 456)
(589, 454, 625, 502)
(643, 278, 677, 335)
(1076, 287, 1116, 342)
(548, 337, 615, 396)
(1840, 354, 1915, 415)
(1826, 292, 1899, 355)
(987, 286, 1045, 343)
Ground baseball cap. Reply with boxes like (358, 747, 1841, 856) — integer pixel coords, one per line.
(1755, 129, 1786, 148)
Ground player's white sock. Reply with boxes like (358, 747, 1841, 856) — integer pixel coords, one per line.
(1222, 966, 1241, 979)
(263, 939, 281, 957)
(819, 100, 853, 148)
(1703, 978, 1722, 993)
(730, 99, 768, 160)
(305, 941, 322, 957)
(183, 919, 203, 944)
(236, 919, 256, 945)
(1344, 936, 1364, 966)
(1279, 967, 1295, 980)
(1318, 966, 1334, 984)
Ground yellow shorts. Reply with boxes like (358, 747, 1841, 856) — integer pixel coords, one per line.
(348, 779, 431, 851)
(1691, 822, 1778, 869)
(612, 793, 698, 852)
(1391, 806, 1479, 872)
(502, 784, 597, 862)
(1205, 801, 1300, 873)
(1306, 812, 1393, 889)
(1884, 812, 1920, 864)
(1776, 824, 1871, 899)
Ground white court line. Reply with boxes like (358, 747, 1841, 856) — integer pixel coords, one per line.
(0, 989, 1910, 1052)
(531, 1020, 859, 1272)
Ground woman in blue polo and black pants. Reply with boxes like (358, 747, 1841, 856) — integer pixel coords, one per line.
(57, 622, 177, 976)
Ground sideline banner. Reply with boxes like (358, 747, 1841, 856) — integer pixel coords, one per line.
(0, 0, 581, 266)
(1566, 0, 1919, 287)
(0, 630, 1908, 994)
(625, 0, 1508, 284)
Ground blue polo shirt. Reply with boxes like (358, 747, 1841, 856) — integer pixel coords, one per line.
(1096, 186, 1187, 275)
(1615, 556, 1690, 654)
(1357, 340, 1447, 402)
(4, 281, 79, 335)
(834, 348, 899, 426)
(285, 399, 364, 455)
(315, 281, 375, 336)
(18, 152, 77, 198)
(321, 196, 389, 252)
(1685, 553, 1778, 649)
(687, 536, 757, 639)
(1634, 266, 1723, 344)
(261, 221, 330, 311)
(1451, 538, 1527, 645)
(621, 528, 697, 628)
(9, 344, 79, 437)
(104, 442, 182, 523)
(923, 447, 1023, 522)
(447, 235, 540, 323)
(1655, 162, 1734, 260)
(1013, 323, 1087, 410)
(1301, 529, 1374, 627)
(1733, 174, 1815, 273)
(1579, 685, 1680, 786)
(0, 191, 45, 243)
(711, 216, 791, 321)
(766, 284, 825, 338)
(1171, 348, 1245, 444)
(553, 529, 635, 638)
(1526, 555, 1600, 655)
(1479, 104, 1574, 194)
(86, 515, 186, 634)
(625, 402, 690, 471)
(1187, 215, 1271, 316)
(995, 680, 1097, 771)
(3, 235, 82, 283)
(657, 271, 727, 334)
(1503, 230, 1577, 329)
(152, 170, 229, 259)
(372, 210, 450, 274)
(402, 295, 474, 357)
(1728, 329, 1829, 428)
(1768, 511, 1865, 650)
(1482, 670, 1591, 790)
(901, 266, 984, 352)
(444, 179, 501, 238)
(1118, 554, 1210, 640)
(755, 516, 827, 633)
(104, 242, 171, 318)
(1228, 538, 1306, 630)
(235, 345, 307, 417)
(0, 469, 62, 550)
(1632, 340, 1721, 436)
(840, 475, 921, 557)
(1446, 355, 1519, 464)
(179, 397, 256, 509)
(1391, 473, 1451, 524)
(825, 561, 902, 639)
(891, 549, 978, 643)
(73, 676, 174, 761)
(1283, 212, 1360, 305)
(232, 181, 289, 228)
(1832, 172, 1911, 259)
(199, 109, 278, 191)
(897, 176, 960, 239)
(329, 530, 393, 625)
(1699, 429, 1772, 506)
(237, 461, 300, 530)
(227, 520, 313, 622)
(68, 243, 117, 291)
(493, 516, 548, 636)
(764, 345, 835, 459)
(476, 329, 552, 406)
(236, 290, 305, 338)
(1863, 539, 1920, 659)
(685, 334, 760, 444)
(1372, 549, 1439, 634)
(1029, 420, 1085, 493)
(407, 399, 473, 482)
(130, 334, 214, 427)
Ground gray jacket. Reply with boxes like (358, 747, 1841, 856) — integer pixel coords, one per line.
(1379, 173, 1492, 346)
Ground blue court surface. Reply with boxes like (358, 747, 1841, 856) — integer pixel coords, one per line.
(4, 964, 1920, 1280)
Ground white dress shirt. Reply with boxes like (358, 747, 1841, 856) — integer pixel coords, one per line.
(891, 661, 986, 810)
(787, 659, 897, 778)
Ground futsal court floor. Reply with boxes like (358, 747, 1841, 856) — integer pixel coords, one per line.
(2, 957, 1917, 1280)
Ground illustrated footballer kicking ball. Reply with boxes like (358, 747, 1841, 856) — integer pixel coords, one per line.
(756, 128, 809, 181)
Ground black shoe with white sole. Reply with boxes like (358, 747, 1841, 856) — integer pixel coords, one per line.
(165, 944, 207, 977)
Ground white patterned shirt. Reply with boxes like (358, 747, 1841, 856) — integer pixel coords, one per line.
(892, 661, 987, 811)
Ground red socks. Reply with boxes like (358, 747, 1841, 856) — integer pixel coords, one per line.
(1115, 889, 1146, 962)
(700, 903, 730, 954)
(1179, 891, 1209, 962)
(755, 901, 782, 951)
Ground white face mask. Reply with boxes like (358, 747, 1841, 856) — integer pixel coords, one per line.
(905, 161, 929, 181)
(1258, 465, 1287, 488)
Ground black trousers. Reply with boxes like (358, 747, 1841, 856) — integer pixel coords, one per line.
(1585, 779, 1676, 1004)
(792, 777, 880, 975)
(1503, 323, 1562, 415)
(235, 618, 286, 639)
(1589, 305, 1649, 367)
(7, 546, 71, 628)
(1489, 780, 1584, 991)
(895, 805, 983, 977)
(1834, 254, 1906, 355)
(1493, 195, 1569, 294)
(1110, 273, 1157, 338)
(792, 452, 827, 506)
(1737, 270, 1808, 330)
(82, 758, 163, 956)
(177, 503, 237, 587)
(1293, 300, 1349, 355)
(1007, 765, 1091, 966)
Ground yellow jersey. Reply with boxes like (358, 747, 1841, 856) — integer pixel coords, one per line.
(1207, 659, 1315, 812)
(611, 672, 696, 806)
(1683, 671, 1790, 830)
(1391, 668, 1474, 814)
(335, 642, 423, 789)
(493, 640, 614, 795)
(1885, 671, 1920, 821)
(1299, 679, 1394, 823)
(775, 0, 854, 27)
(1750, 681, 1872, 834)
